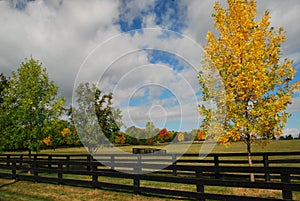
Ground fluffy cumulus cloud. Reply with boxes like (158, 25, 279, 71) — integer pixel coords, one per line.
(283, 128, 300, 139)
(0, 0, 120, 99)
(287, 97, 300, 113)
(1, 0, 300, 131)
(255, 0, 300, 69)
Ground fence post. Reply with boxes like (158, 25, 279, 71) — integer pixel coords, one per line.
(48, 155, 52, 169)
(133, 155, 141, 195)
(31, 155, 37, 180)
(33, 159, 38, 183)
(137, 155, 142, 174)
(133, 175, 141, 195)
(172, 154, 177, 176)
(92, 162, 98, 189)
(34, 155, 37, 164)
(20, 155, 23, 168)
(7, 155, 10, 166)
(12, 161, 17, 180)
(263, 154, 270, 182)
(281, 173, 292, 201)
(87, 155, 91, 171)
(58, 162, 63, 185)
(214, 155, 220, 179)
(66, 155, 70, 169)
(196, 170, 205, 201)
(110, 155, 115, 171)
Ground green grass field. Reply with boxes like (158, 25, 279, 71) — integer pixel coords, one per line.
(0, 177, 299, 201)
(0, 178, 178, 201)
(29, 139, 299, 154)
(1, 140, 300, 201)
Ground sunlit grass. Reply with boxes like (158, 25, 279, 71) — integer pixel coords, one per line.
(0, 178, 177, 201)
(1, 177, 299, 201)
(4, 140, 300, 155)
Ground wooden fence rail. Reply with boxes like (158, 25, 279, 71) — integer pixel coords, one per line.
(0, 152, 300, 200)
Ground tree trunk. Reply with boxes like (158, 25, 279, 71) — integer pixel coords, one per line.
(247, 142, 255, 182)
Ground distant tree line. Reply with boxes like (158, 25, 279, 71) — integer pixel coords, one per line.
(278, 134, 300, 140)
(118, 124, 205, 146)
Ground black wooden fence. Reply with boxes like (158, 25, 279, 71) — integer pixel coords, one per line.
(0, 152, 300, 201)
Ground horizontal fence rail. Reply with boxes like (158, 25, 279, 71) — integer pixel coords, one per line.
(0, 152, 300, 201)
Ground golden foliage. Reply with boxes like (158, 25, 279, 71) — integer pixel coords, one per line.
(177, 133, 184, 142)
(197, 130, 206, 141)
(199, 0, 297, 146)
(115, 132, 126, 144)
(42, 136, 52, 146)
(61, 128, 71, 137)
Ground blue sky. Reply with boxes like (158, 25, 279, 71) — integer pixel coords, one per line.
(0, 0, 300, 137)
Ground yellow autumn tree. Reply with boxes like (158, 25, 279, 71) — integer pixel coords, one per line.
(199, 0, 298, 181)
(177, 133, 184, 142)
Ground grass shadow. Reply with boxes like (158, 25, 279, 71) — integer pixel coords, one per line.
(0, 180, 18, 189)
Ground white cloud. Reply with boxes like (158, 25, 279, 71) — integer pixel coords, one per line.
(118, 0, 155, 26)
(283, 128, 300, 138)
(1, 0, 300, 131)
(121, 100, 200, 130)
(182, 0, 215, 45)
(72, 25, 206, 129)
(0, 0, 120, 103)
(105, 62, 201, 129)
(287, 97, 300, 113)
(256, 1, 300, 49)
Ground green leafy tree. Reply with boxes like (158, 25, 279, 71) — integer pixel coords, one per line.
(145, 121, 157, 138)
(1, 58, 65, 155)
(64, 106, 80, 146)
(73, 83, 104, 153)
(0, 73, 9, 150)
(125, 126, 144, 145)
(73, 83, 122, 152)
(49, 119, 71, 147)
(0, 73, 8, 104)
(114, 131, 126, 144)
(168, 130, 178, 142)
(94, 87, 122, 143)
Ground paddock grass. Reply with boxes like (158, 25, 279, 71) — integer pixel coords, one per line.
(0, 178, 178, 201)
(5, 139, 299, 155)
(36, 139, 300, 155)
(0, 177, 299, 201)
